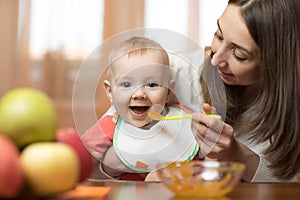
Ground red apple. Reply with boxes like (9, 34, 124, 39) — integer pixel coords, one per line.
(0, 134, 24, 198)
(56, 128, 94, 182)
(20, 142, 80, 197)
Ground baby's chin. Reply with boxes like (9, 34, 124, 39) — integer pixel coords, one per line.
(126, 117, 152, 129)
(131, 120, 150, 128)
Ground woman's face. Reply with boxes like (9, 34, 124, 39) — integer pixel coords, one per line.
(211, 4, 261, 86)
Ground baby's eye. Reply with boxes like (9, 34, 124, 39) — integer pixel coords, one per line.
(120, 82, 132, 88)
(145, 82, 160, 88)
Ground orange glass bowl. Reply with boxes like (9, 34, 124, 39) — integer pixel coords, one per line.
(156, 161, 245, 198)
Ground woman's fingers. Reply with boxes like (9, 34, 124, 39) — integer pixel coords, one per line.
(191, 112, 234, 159)
(202, 103, 218, 115)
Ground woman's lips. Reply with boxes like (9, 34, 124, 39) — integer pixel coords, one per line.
(218, 69, 233, 79)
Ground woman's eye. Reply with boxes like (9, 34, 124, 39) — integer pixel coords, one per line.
(146, 82, 159, 88)
(120, 82, 132, 88)
(232, 49, 247, 62)
(214, 31, 223, 41)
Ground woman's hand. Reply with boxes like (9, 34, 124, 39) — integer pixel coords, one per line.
(191, 103, 234, 159)
(191, 103, 259, 181)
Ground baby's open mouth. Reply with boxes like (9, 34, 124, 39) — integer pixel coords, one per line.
(129, 106, 150, 114)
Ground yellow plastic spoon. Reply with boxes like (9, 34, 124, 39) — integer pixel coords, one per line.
(147, 111, 221, 121)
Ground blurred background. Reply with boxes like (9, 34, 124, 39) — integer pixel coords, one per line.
(0, 0, 227, 129)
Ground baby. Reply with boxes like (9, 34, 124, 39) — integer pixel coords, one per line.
(82, 36, 199, 180)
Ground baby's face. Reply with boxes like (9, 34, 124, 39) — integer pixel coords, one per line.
(106, 51, 173, 127)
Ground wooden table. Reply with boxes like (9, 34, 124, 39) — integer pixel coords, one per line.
(60, 179, 300, 200)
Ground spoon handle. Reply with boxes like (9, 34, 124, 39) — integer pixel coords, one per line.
(163, 114, 192, 120)
(164, 114, 221, 120)
(206, 114, 222, 119)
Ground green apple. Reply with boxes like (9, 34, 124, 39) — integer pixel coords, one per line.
(0, 88, 57, 148)
(20, 142, 80, 197)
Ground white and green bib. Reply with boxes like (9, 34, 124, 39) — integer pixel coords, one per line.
(113, 106, 199, 172)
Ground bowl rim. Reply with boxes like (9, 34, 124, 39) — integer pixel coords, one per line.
(156, 160, 246, 172)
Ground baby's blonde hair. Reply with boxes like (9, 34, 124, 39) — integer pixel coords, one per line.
(107, 36, 170, 79)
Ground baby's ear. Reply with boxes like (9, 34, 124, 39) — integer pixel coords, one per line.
(103, 80, 113, 102)
(167, 79, 175, 103)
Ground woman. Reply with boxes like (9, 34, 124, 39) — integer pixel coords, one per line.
(192, 0, 300, 182)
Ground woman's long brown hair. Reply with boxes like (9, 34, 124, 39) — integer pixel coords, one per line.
(200, 0, 300, 180)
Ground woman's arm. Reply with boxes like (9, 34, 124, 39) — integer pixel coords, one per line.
(213, 138, 259, 182)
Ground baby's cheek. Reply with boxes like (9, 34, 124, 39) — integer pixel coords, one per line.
(149, 91, 169, 105)
(112, 88, 134, 102)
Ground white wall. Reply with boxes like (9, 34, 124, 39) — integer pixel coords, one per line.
(145, 0, 228, 48)
(145, 0, 188, 36)
(199, 0, 228, 48)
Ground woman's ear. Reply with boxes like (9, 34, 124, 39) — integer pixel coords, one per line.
(166, 79, 175, 103)
(103, 80, 113, 102)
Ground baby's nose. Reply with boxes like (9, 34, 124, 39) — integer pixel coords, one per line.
(131, 87, 146, 99)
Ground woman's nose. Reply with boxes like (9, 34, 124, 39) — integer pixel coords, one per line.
(131, 87, 146, 99)
(211, 46, 228, 68)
